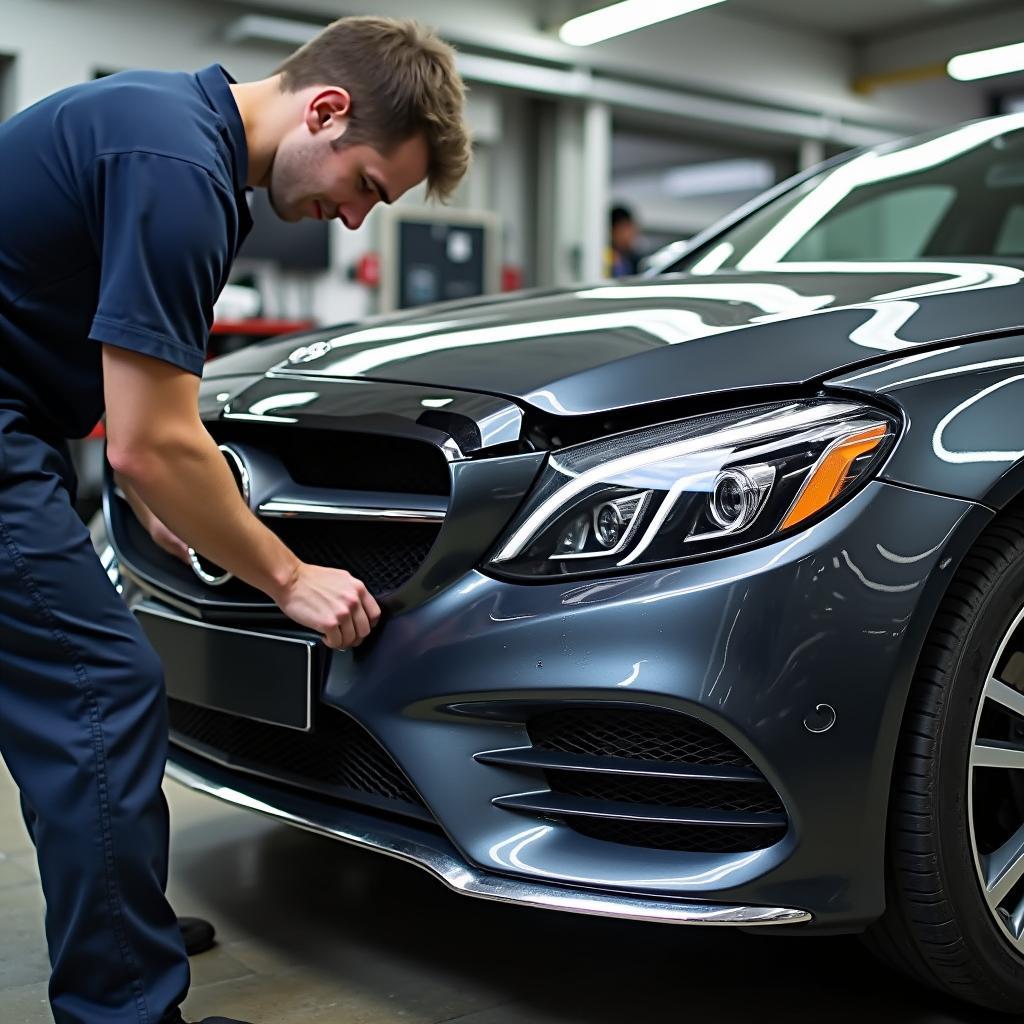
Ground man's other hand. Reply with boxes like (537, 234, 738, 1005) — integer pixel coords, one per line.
(113, 468, 190, 564)
(149, 516, 190, 564)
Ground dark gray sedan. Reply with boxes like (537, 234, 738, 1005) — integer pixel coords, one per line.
(97, 113, 1024, 1012)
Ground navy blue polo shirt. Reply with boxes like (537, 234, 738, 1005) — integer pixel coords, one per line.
(0, 64, 252, 439)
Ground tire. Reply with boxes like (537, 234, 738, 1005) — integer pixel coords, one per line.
(865, 510, 1024, 1013)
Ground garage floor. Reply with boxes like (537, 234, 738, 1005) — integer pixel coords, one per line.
(0, 759, 1000, 1024)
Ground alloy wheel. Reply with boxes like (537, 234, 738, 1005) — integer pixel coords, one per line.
(968, 602, 1024, 949)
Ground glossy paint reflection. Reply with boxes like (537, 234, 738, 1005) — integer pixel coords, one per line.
(486, 825, 770, 890)
(573, 282, 836, 315)
(221, 376, 526, 453)
(256, 259, 1024, 418)
(830, 334, 1024, 506)
(933, 374, 1024, 465)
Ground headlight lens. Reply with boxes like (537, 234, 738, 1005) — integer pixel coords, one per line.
(487, 399, 896, 578)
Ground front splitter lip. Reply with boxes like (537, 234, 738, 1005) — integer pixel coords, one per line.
(165, 754, 812, 928)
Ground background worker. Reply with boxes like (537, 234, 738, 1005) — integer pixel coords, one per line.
(607, 203, 642, 277)
(0, 16, 469, 1024)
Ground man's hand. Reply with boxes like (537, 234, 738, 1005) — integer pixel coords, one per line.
(272, 564, 381, 649)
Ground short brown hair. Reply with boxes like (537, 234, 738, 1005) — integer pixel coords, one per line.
(277, 16, 471, 202)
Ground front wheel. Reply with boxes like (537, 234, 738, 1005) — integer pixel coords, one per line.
(866, 511, 1024, 1013)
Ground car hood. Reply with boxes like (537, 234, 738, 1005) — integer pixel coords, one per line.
(215, 261, 1024, 418)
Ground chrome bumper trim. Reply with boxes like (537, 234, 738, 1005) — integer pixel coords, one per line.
(166, 761, 811, 928)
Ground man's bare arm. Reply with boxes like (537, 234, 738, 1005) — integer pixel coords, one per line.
(114, 471, 191, 563)
(102, 345, 379, 648)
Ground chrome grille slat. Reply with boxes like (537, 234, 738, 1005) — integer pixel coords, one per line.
(259, 496, 446, 523)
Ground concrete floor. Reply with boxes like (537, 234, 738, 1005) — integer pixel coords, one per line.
(0, 758, 1005, 1024)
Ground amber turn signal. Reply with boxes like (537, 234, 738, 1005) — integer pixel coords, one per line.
(780, 423, 889, 531)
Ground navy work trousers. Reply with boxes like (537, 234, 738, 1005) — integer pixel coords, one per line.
(0, 407, 190, 1023)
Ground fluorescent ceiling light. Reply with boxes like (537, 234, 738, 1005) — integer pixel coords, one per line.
(948, 41, 1024, 81)
(560, 0, 728, 47)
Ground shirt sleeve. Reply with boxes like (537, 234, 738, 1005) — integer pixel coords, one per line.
(88, 151, 233, 375)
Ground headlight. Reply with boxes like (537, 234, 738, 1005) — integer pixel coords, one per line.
(487, 399, 897, 578)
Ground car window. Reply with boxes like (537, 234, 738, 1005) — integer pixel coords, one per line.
(672, 119, 1024, 272)
(996, 205, 1024, 256)
(783, 186, 956, 261)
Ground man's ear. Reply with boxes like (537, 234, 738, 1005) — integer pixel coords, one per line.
(305, 88, 352, 140)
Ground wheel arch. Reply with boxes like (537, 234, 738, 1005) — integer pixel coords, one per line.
(873, 493, 1024, 911)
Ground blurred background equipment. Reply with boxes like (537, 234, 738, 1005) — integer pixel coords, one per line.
(376, 206, 502, 312)
(239, 188, 330, 271)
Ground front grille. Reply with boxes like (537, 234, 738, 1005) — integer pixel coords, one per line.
(113, 493, 438, 600)
(110, 420, 450, 602)
(519, 708, 788, 854)
(168, 699, 429, 819)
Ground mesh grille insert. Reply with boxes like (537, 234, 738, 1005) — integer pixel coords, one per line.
(568, 817, 786, 854)
(267, 519, 439, 597)
(168, 699, 427, 812)
(530, 707, 756, 768)
(545, 770, 783, 814)
(525, 708, 787, 854)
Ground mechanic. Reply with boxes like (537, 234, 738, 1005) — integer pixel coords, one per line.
(0, 16, 469, 1024)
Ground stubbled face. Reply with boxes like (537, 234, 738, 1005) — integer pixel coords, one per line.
(268, 125, 429, 229)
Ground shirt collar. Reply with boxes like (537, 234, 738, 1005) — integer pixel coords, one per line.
(194, 64, 249, 195)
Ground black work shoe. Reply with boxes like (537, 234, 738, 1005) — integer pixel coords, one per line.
(178, 915, 216, 956)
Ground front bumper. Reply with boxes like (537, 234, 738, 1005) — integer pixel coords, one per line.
(113, 480, 988, 932)
(166, 750, 809, 927)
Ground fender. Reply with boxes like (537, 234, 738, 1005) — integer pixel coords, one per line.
(829, 332, 1024, 511)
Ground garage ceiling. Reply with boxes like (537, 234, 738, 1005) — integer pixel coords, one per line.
(713, 0, 1013, 37)
(222, 0, 1024, 134)
(226, 0, 1021, 55)
(230, 0, 1016, 40)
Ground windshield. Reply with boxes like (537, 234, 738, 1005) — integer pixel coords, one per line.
(673, 116, 1024, 274)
